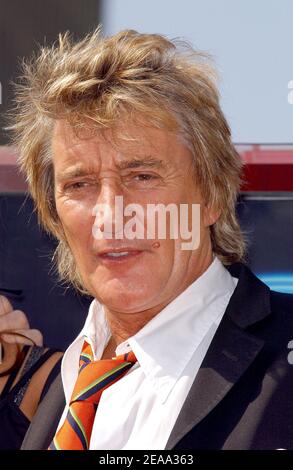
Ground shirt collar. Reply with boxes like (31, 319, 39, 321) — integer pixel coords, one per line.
(125, 256, 237, 402)
(61, 300, 110, 402)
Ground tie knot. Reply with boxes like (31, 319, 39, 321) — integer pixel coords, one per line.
(79, 342, 137, 370)
(71, 342, 137, 405)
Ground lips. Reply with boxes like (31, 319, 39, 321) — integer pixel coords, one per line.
(97, 247, 144, 263)
(103, 251, 132, 258)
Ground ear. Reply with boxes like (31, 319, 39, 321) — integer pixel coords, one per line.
(202, 204, 221, 227)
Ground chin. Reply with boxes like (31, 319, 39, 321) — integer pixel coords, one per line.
(86, 267, 161, 308)
(97, 297, 147, 315)
(92, 285, 156, 314)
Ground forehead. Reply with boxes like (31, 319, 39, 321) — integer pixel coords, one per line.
(51, 119, 192, 170)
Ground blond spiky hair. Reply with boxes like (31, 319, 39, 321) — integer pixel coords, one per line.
(9, 28, 245, 292)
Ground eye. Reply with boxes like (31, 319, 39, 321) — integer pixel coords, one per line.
(133, 173, 162, 183)
(70, 182, 86, 189)
(64, 180, 95, 191)
(135, 174, 156, 181)
(123, 172, 162, 189)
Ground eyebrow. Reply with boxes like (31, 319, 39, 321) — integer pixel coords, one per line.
(55, 167, 93, 183)
(116, 157, 166, 171)
(56, 157, 166, 183)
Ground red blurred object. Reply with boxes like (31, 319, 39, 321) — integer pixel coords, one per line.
(238, 144, 293, 192)
(0, 146, 27, 192)
(1, 144, 293, 193)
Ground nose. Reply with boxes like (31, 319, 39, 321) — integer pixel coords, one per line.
(92, 181, 124, 240)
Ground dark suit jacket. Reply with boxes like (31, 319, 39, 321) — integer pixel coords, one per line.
(21, 263, 293, 450)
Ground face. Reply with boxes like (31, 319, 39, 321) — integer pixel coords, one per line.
(52, 119, 218, 316)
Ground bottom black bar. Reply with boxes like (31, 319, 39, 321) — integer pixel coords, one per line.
(1, 450, 293, 468)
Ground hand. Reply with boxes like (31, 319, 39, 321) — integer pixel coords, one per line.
(0, 295, 43, 346)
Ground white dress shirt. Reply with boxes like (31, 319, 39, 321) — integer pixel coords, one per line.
(58, 256, 238, 449)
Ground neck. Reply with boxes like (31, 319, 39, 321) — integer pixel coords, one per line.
(104, 304, 165, 347)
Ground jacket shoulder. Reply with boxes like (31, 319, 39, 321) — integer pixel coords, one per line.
(270, 290, 293, 314)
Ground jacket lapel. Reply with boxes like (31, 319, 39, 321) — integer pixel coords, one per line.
(166, 263, 271, 449)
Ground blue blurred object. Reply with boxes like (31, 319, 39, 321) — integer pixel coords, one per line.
(257, 273, 293, 294)
(237, 193, 293, 295)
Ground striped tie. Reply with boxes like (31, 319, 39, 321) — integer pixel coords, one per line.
(49, 341, 137, 450)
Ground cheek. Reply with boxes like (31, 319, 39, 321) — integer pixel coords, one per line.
(152, 238, 176, 279)
(172, 239, 190, 269)
(56, 200, 93, 245)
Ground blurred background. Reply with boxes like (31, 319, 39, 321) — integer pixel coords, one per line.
(0, 0, 292, 349)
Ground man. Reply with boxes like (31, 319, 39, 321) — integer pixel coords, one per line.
(10, 29, 293, 449)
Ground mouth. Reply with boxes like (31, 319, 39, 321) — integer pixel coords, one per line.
(97, 248, 144, 264)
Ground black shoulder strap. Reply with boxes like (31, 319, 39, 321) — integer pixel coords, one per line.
(39, 355, 62, 403)
(21, 373, 65, 450)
